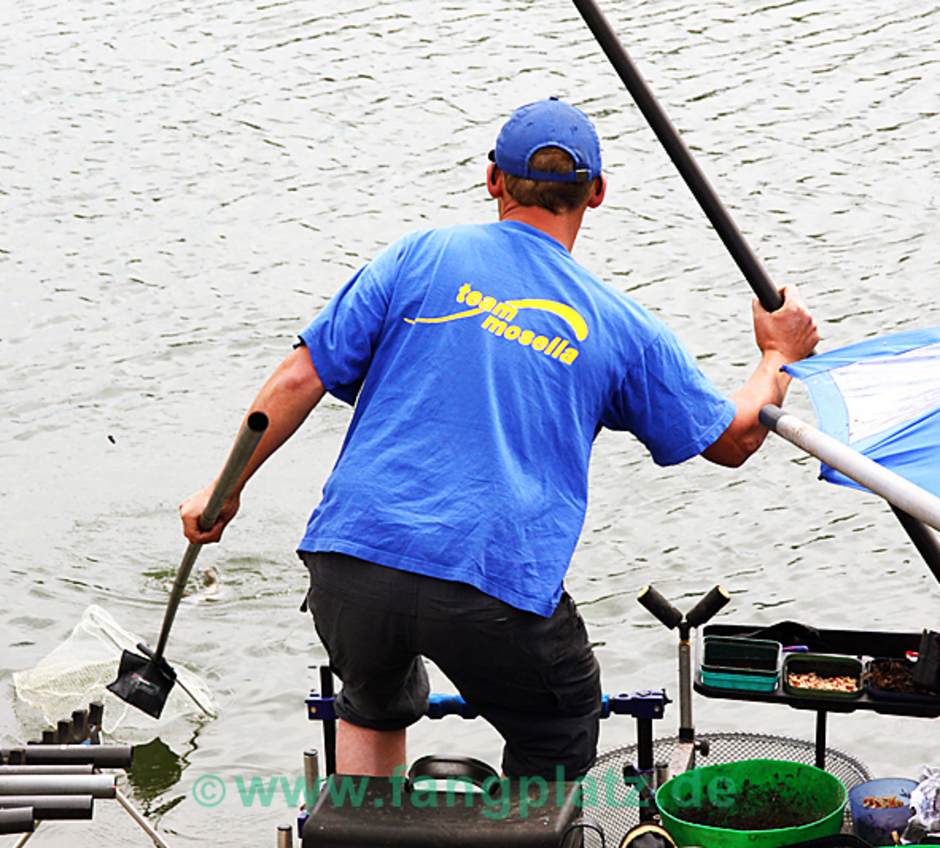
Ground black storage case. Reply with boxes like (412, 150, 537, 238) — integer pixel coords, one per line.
(303, 774, 584, 847)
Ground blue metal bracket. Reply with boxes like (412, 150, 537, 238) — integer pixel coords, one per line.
(307, 689, 669, 722)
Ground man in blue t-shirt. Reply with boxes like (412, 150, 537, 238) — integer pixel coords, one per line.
(181, 99, 818, 779)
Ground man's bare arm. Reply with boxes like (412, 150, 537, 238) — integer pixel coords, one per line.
(180, 345, 326, 544)
(703, 287, 819, 468)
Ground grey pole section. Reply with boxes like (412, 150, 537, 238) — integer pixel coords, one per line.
(0, 809, 34, 835)
(2, 745, 133, 769)
(0, 775, 115, 799)
(760, 405, 940, 532)
(276, 824, 293, 847)
(115, 789, 175, 848)
(0, 795, 93, 820)
(0, 766, 94, 776)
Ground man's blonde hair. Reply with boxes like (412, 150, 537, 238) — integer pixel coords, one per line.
(502, 147, 595, 215)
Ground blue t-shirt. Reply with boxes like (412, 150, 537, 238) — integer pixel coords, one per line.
(297, 221, 734, 616)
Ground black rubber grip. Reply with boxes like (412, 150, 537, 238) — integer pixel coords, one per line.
(685, 586, 731, 628)
(637, 585, 683, 629)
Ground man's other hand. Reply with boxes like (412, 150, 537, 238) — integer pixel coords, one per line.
(180, 485, 240, 544)
(752, 285, 820, 363)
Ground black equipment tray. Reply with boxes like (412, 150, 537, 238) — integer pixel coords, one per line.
(694, 624, 940, 718)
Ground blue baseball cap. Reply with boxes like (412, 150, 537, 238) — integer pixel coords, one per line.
(489, 97, 602, 184)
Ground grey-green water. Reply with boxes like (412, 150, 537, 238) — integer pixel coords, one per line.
(2, 0, 939, 844)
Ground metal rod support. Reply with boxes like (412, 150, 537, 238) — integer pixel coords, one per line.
(677, 641, 693, 737)
(635, 717, 655, 823)
(815, 711, 828, 769)
(115, 788, 174, 848)
(319, 667, 337, 777)
(13, 827, 36, 848)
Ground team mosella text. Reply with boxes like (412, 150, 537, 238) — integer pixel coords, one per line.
(405, 283, 585, 366)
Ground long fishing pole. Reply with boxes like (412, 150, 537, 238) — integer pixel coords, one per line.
(570, 0, 940, 578)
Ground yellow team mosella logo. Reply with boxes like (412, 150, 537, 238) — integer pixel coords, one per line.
(404, 283, 588, 365)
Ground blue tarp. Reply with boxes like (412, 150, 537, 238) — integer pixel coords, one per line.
(784, 327, 940, 500)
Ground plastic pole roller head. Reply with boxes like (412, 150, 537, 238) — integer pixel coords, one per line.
(685, 585, 731, 628)
(636, 585, 683, 630)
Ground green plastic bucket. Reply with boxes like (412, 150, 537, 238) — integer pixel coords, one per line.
(657, 759, 847, 847)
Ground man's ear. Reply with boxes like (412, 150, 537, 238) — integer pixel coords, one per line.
(486, 163, 503, 199)
(587, 174, 606, 209)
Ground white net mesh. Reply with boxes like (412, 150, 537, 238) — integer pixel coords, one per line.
(13, 604, 216, 733)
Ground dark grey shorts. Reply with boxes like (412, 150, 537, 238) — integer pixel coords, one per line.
(301, 551, 601, 779)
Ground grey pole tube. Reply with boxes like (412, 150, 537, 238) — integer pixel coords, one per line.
(0, 775, 115, 799)
(155, 411, 268, 659)
(0, 766, 94, 776)
(2, 745, 133, 769)
(0, 795, 93, 820)
(0, 809, 34, 835)
(760, 405, 940, 532)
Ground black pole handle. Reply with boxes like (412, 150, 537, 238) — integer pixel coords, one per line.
(637, 585, 683, 630)
(571, 0, 784, 313)
(685, 585, 731, 628)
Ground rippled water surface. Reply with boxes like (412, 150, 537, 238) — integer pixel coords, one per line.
(2, 0, 939, 844)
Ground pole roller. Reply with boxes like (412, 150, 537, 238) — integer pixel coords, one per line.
(637, 585, 683, 630)
(686, 585, 731, 628)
